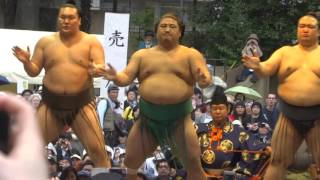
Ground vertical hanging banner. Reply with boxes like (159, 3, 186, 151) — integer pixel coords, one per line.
(100, 12, 130, 100)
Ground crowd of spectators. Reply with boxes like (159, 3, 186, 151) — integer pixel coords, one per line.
(15, 83, 280, 180)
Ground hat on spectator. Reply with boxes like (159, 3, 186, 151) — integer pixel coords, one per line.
(48, 154, 57, 164)
(105, 145, 114, 159)
(82, 149, 91, 161)
(144, 30, 154, 37)
(71, 154, 82, 160)
(107, 83, 119, 92)
(251, 101, 262, 109)
(210, 86, 228, 106)
(59, 132, 72, 140)
(82, 149, 87, 157)
(119, 147, 126, 155)
(47, 142, 57, 155)
(235, 101, 245, 107)
(232, 120, 243, 127)
(247, 33, 259, 42)
(259, 122, 271, 131)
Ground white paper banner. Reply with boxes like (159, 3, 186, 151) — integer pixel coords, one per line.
(100, 12, 130, 101)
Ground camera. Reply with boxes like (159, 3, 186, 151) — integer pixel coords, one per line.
(0, 110, 10, 154)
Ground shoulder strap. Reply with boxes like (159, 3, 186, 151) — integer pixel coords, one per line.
(102, 99, 110, 120)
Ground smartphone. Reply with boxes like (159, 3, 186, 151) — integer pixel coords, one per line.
(0, 110, 10, 154)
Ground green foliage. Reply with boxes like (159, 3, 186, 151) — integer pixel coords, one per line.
(131, 8, 155, 31)
(187, 0, 320, 65)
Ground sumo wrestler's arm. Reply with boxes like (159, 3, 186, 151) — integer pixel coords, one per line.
(242, 46, 284, 77)
(12, 37, 47, 77)
(189, 48, 212, 89)
(104, 50, 142, 87)
(88, 35, 106, 77)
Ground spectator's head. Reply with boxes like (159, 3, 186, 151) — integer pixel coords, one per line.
(234, 101, 246, 117)
(251, 101, 262, 117)
(156, 159, 171, 177)
(118, 131, 128, 144)
(107, 83, 119, 101)
(144, 30, 154, 42)
(242, 33, 263, 57)
(59, 133, 72, 149)
(59, 166, 78, 180)
(82, 160, 94, 176)
(234, 93, 246, 102)
(126, 89, 137, 101)
(245, 101, 253, 115)
(258, 122, 271, 135)
(265, 93, 277, 109)
(128, 83, 139, 92)
(77, 170, 90, 180)
(210, 86, 229, 123)
(28, 93, 41, 108)
(71, 153, 82, 171)
(245, 34, 260, 51)
(21, 89, 33, 101)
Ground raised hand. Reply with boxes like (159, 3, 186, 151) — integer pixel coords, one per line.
(88, 61, 106, 77)
(12, 46, 30, 64)
(196, 68, 211, 86)
(242, 47, 260, 70)
(104, 63, 117, 81)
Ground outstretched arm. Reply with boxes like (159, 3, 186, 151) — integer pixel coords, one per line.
(242, 47, 283, 77)
(189, 48, 212, 89)
(88, 35, 106, 77)
(104, 50, 141, 87)
(12, 38, 46, 77)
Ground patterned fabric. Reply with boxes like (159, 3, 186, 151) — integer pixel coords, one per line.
(197, 121, 249, 169)
(197, 120, 270, 178)
(234, 132, 270, 176)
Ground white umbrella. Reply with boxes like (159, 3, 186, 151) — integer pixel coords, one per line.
(225, 85, 262, 100)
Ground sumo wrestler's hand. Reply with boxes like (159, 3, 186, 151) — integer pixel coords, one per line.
(196, 68, 212, 88)
(88, 62, 107, 77)
(12, 46, 31, 64)
(242, 48, 261, 70)
(104, 63, 118, 81)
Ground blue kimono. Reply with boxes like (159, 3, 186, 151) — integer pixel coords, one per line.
(234, 132, 271, 177)
(197, 121, 250, 169)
